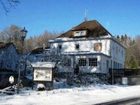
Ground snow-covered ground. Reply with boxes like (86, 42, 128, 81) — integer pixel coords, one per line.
(0, 84, 140, 105)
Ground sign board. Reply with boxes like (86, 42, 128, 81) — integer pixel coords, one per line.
(32, 62, 55, 90)
(122, 77, 128, 85)
(34, 68, 52, 81)
(9, 76, 14, 84)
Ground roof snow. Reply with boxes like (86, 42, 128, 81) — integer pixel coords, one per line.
(31, 62, 55, 68)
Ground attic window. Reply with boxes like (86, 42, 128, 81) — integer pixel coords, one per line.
(73, 30, 87, 37)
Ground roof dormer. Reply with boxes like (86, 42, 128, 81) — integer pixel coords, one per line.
(73, 30, 87, 37)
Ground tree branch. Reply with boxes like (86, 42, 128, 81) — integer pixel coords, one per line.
(0, 0, 20, 14)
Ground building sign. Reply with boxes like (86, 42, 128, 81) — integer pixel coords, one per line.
(34, 68, 52, 82)
(9, 76, 14, 84)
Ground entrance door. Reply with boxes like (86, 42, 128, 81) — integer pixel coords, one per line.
(74, 64, 79, 75)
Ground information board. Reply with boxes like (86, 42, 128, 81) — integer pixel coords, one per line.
(34, 68, 52, 81)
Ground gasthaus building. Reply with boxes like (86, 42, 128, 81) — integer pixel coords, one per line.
(49, 20, 126, 76)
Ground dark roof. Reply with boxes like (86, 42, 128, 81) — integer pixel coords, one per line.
(31, 47, 49, 54)
(0, 42, 15, 49)
(0, 68, 18, 73)
(58, 20, 112, 38)
(31, 47, 44, 54)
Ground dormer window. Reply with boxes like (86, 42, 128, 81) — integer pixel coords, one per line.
(73, 30, 87, 37)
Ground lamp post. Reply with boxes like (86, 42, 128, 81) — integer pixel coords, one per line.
(21, 27, 27, 76)
(20, 27, 27, 53)
(17, 27, 27, 94)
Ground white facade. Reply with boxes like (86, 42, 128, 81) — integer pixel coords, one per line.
(49, 20, 126, 74)
(49, 37, 125, 74)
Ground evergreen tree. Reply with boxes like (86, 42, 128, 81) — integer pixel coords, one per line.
(129, 56, 138, 68)
(116, 35, 120, 41)
(121, 35, 124, 41)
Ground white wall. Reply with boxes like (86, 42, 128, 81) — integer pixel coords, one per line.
(50, 37, 126, 73)
(110, 40, 125, 68)
(100, 56, 111, 73)
(51, 38, 111, 56)
(56, 55, 110, 74)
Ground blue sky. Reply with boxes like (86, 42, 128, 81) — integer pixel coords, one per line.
(0, 0, 140, 37)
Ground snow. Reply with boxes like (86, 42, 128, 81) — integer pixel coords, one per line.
(1, 84, 140, 105)
(37, 83, 45, 89)
(31, 62, 55, 68)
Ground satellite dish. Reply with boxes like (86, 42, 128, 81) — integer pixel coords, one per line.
(9, 76, 14, 84)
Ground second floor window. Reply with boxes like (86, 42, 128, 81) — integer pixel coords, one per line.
(58, 44, 62, 50)
(75, 44, 79, 50)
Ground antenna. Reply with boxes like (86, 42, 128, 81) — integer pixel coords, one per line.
(84, 9, 88, 21)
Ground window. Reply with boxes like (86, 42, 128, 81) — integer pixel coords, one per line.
(113, 61, 115, 68)
(73, 30, 87, 37)
(116, 46, 118, 54)
(94, 43, 102, 51)
(58, 44, 62, 50)
(89, 58, 97, 66)
(118, 63, 120, 68)
(122, 50, 124, 57)
(79, 58, 86, 66)
(106, 60, 109, 69)
(75, 44, 79, 50)
(111, 60, 112, 68)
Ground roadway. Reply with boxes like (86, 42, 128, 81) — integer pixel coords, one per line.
(96, 97, 140, 105)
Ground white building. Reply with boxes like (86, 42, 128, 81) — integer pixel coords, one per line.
(49, 20, 126, 75)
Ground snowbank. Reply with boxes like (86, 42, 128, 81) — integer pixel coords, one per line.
(0, 85, 140, 105)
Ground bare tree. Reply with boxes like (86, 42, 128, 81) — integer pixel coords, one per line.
(0, 25, 21, 41)
(0, 25, 59, 53)
(0, 25, 24, 52)
(0, 0, 20, 14)
(25, 31, 58, 52)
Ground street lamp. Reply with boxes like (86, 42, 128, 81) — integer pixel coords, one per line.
(20, 27, 28, 52)
(17, 27, 27, 94)
(20, 27, 28, 75)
